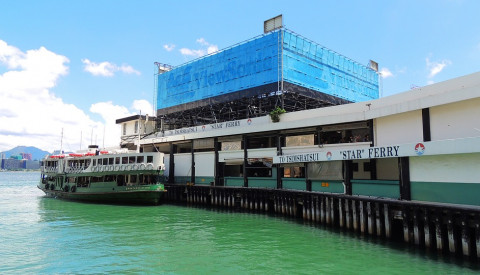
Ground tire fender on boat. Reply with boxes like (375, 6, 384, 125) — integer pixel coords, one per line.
(115, 165, 120, 171)
(139, 163, 146, 170)
(126, 165, 131, 171)
(132, 164, 138, 170)
(146, 163, 154, 170)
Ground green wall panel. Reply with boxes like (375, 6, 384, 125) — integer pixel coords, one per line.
(411, 181, 480, 206)
(224, 177, 244, 187)
(311, 180, 344, 193)
(352, 180, 399, 199)
(282, 178, 306, 191)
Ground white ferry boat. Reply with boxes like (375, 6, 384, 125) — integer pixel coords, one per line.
(38, 145, 166, 205)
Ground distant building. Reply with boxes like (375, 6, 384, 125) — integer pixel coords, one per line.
(1, 153, 5, 160)
(21, 153, 32, 161)
(2, 159, 23, 170)
(25, 160, 40, 170)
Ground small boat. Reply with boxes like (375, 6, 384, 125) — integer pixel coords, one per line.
(38, 145, 166, 205)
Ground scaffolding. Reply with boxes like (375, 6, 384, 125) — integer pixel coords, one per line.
(154, 28, 378, 131)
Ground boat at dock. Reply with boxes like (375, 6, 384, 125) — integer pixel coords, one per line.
(38, 146, 166, 205)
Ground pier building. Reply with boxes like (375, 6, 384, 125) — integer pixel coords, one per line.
(117, 17, 480, 258)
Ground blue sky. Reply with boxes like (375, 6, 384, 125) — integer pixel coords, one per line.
(1, 0, 479, 152)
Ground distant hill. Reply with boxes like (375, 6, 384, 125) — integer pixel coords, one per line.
(1, 146, 50, 161)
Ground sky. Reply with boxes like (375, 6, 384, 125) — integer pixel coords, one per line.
(0, 0, 479, 153)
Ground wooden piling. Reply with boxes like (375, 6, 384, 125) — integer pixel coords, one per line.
(435, 214, 444, 251)
(339, 198, 344, 228)
(461, 216, 470, 257)
(375, 203, 382, 237)
(447, 217, 456, 254)
(353, 201, 359, 232)
(360, 201, 366, 234)
(403, 209, 410, 244)
(384, 204, 391, 238)
(367, 202, 374, 235)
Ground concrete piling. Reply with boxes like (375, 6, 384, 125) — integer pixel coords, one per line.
(165, 185, 480, 259)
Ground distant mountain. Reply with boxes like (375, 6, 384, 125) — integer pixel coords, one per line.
(1, 146, 50, 161)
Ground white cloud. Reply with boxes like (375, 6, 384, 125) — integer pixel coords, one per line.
(179, 38, 218, 58)
(163, 44, 175, 51)
(82, 59, 140, 77)
(131, 99, 154, 116)
(0, 40, 148, 153)
(426, 57, 451, 78)
(379, 67, 393, 79)
(196, 38, 209, 46)
(207, 45, 219, 54)
(179, 48, 206, 57)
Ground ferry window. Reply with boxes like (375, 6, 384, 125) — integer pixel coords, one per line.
(117, 175, 126, 186)
(224, 164, 242, 177)
(320, 131, 343, 144)
(129, 156, 135, 163)
(147, 156, 153, 163)
(137, 156, 144, 163)
(109, 158, 114, 165)
(115, 157, 120, 164)
(134, 121, 138, 134)
(246, 159, 272, 177)
(122, 157, 128, 164)
(93, 159, 96, 166)
(91, 176, 103, 183)
(130, 175, 137, 184)
(283, 167, 305, 178)
(285, 134, 314, 147)
(103, 158, 108, 165)
(248, 136, 275, 149)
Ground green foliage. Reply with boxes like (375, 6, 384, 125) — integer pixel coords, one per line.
(269, 107, 286, 123)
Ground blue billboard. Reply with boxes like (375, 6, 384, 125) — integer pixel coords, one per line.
(157, 31, 280, 110)
(282, 31, 378, 102)
(157, 29, 379, 111)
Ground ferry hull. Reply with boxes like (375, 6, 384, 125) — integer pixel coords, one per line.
(39, 187, 166, 205)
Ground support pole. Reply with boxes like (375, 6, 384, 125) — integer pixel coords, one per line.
(169, 143, 175, 184)
(399, 157, 411, 201)
(191, 141, 195, 185)
(276, 134, 283, 189)
(214, 137, 220, 186)
(344, 160, 352, 195)
(243, 135, 248, 188)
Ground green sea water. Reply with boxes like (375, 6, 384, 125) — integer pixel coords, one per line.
(0, 171, 478, 274)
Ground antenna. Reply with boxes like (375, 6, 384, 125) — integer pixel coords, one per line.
(102, 125, 105, 149)
(60, 128, 64, 154)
